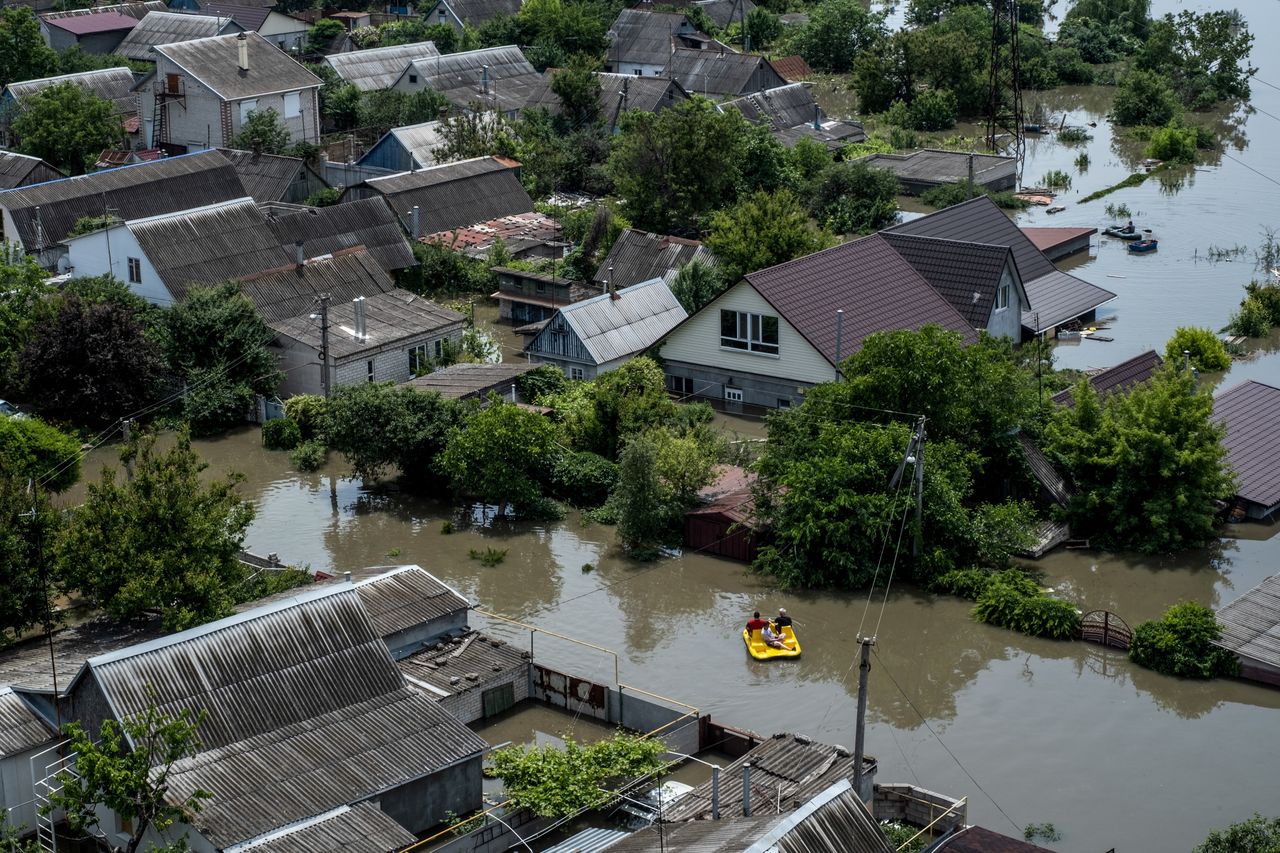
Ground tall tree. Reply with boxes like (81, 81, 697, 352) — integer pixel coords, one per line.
(0, 467, 57, 647)
(13, 82, 122, 175)
(440, 400, 558, 514)
(0, 249, 55, 393)
(57, 431, 254, 631)
(0, 416, 81, 493)
(795, 0, 887, 73)
(324, 382, 472, 482)
(0, 7, 57, 89)
(704, 189, 835, 284)
(49, 701, 212, 853)
(809, 160, 901, 233)
(670, 258, 723, 313)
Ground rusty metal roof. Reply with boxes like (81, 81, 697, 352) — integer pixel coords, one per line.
(1050, 349, 1163, 408)
(769, 54, 813, 82)
(398, 631, 529, 695)
(353, 566, 469, 637)
(231, 802, 416, 853)
(1213, 379, 1280, 511)
(0, 687, 53, 756)
(1214, 574, 1280, 668)
(934, 826, 1056, 853)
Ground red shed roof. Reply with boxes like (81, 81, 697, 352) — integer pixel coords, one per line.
(1021, 226, 1097, 253)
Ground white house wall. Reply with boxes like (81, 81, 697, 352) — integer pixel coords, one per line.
(63, 226, 174, 306)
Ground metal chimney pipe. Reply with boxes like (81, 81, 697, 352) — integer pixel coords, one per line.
(741, 763, 751, 816)
(1183, 349, 1191, 371)
(482, 65, 489, 94)
(411, 205, 421, 239)
(294, 240, 304, 267)
(813, 103, 821, 131)
(237, 31, 249, 72)
(343, 570, 352, 583)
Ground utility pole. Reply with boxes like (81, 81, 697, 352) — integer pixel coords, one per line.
(852, 636, 875, 801)
(24, 481, 61, 732)
(122, 418, 133, 480)
(318, 293, 332, 400)
(913, 418, 925, 557)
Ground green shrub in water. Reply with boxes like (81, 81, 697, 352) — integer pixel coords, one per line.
(288, 439, 326, 471)
(1129, 601, 1239, 679)
(262, 417, 301, 450)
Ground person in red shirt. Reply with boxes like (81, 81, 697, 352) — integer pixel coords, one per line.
(746, 612, 768, 633)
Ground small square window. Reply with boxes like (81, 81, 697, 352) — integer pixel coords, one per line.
(127, 257, 141, 284)
(409, 74, 418, 84)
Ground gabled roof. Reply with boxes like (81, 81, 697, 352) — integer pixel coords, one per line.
(0, 687, 54, 756)
(1214, 574, 1280, 669)
(1050, 349, 1163, 407)
(215, 148, 309, 203)
(193, 1, 272, 31)
(354, 565, 469, 637)
(360, 119, 448, 170)
(242, 249, 399, 323)
(41, 1, 166, 25)
(665, 47, 780, 96)
(934, 826, 1056, 853)
(770, 54, 813, 82)
(532, 278, 687, 365)
(400, 45, 542, 114)
(324, 40, 440, 91)
(114, 11, 240, 62)
(402, 361, 540, 400)
(0, 149, 245, 251)
(42, 11, 138, 34)
(356, 156, 532, 236)
(737, 233, 978, 366)
(267, 196, 416, 272)
(693, 0, 757, 29)
(525, 72, 690, 129)
(607, 9, 709, 67)
(235, 802, 416, 853)
(5, 67, 138, 115)
(155, 31, 320, 100)
(774, 118, 866, 150)
(270, 285, 464, 357)
(593, 227, 716, 290)
(0, 151, 64, 190)
(719, 82, 817, 131)
(880, 232, 1018, 328)
(1213, 379, 1280, 511)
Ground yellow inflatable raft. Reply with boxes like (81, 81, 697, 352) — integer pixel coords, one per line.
(743, 625, 801, 660)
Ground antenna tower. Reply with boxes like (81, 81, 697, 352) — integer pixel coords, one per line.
(986, 0, 1024, 181)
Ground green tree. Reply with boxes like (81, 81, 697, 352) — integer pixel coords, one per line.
(613, 427, 716, 558)
(795, 0, 887, 73)
(357, 88, 448, 137)
(1194, 814, 1280, 853)
(13, 81, 121, 174)
(0, 249, 56, 393)
(232, 108, 292, 154)
(1111, 69, 1182, 126)
(0, 468, 57, 646)
(1129, 601, 1240, 679)
(1138, 10, 1255, 108)
(1164, 326, 1231, 372)
(306, 17, 346, 53)
(583, 357, 676, 459)
(704, 189, 835, 285)
(324, 382, 471, 482)
(549, 57, 602, 130)
(607, 98, 749, 234)
(432, 106, 516, 162)
(440, 400, 558, 514)
(1044, 367, 1233, 553)
(49, 700, 212, 853)
(810, 160, 900, 233)
(0, 7, 57, 90)
(58, 431, 254, 631)
(670, 258, 723, 313)
(0, 416, 81, 493)
(158, 283, 282, 435)
(19, 295, 161, 428)
(743, 8, 781, 48)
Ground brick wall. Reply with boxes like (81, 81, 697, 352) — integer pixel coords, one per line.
(437, 662, 530, 725)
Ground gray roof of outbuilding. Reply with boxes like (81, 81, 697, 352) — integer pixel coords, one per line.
(665, 47, 776, 96)
(593, 228, 716, 290)
(536, 278, 688, 365)
(0, 688, 54, 756)
(608, 9, 713, 67)
(774, 119, 865, 150)
(399, 631, 530, 695)
(693, 0, 757, 28)
(0, 149, 245, 251)
(270, 285, 462, 356)
(266, 196, 416, 272)
(361, 119, 448, 170)
(880, 232, 1013, 328)
(215, 148, 308, 203)
(1050, 349, 1163, 407)
(719, 82, 814, 131)
(353, 566, 469, 636)
(860, 149, 1016, 189)
(1214, 574, 1280, 668)
(438, 0, 522, 25)
(42, 1, 166, 24)
(0, 151, 64, 190)
(241, 249, 398, 323)
(324, 40, 440, 91)
(236, 802, 416, 853)
(155, 31, 320, 100)
(357, 156, 532, 235)
(0, 618, 162, 693)
(402, 45, 542, 114)
(6, 67, 138, 115)
(526, 73, 689, 128)
(402, 360, 540, 399)
(114, 11, 239, 62)
(732, 233, 978, 366)
(1213, 379, 1280, 510)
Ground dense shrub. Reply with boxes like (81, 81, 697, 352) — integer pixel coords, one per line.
(1227, 297, 1272, 338)
(1164, 326, 1230, 371)
(284, 395, 326, 441)
(1145, 123, 1199, 163)
(970, 570, 1079, 640)
(262, 418, 301, 451)
(1112, 70, 1182, 127)
(289, 439, 327, 472)
(549, 451, 618, 508)
(929, 567, 992, 599)
(1129, 601, 1239, 679)
(0, 415, 81, 492)
(884, 90, 957, 132)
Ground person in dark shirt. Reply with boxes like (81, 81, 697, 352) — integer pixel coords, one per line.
(774, 608, 793, 629)
(746, 611, 768, 632)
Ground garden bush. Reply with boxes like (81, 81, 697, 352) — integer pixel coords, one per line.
(1145, 123, 1198, 164)
(284, 394, 326, 440)
(1227, 296, 1271, 338)
(549, 451, 618, 508)
(289, 439, 327, 471)
(1128, 601, 1239, 679)
(1164, 327, 1230, 371)
(262, 417, 301, 450)
(971, 570, 1080, 640)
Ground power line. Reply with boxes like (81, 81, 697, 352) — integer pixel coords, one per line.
(1251, 76, 1280, 93)
(1219, 151, 1280, 189)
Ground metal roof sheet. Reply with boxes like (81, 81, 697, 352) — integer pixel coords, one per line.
(6, 67, 138, 115)
(230, 802, 416, 853)
(770, 54, 813, 82)
(1020, 269, 1116, 332)
(215, 148, 307, 203)
(114, 11, 238, 62)
(546, 278, 688, 365)
(354, 566, 469, 637)
(398, 631, 530, 695)
(360, 119, 448, 170)
(266, 196, 416, 272)
(0, 687, 54, 756)
(593, 228, 716, 290)
(881, 232, 1012, 328)
(861, 149, 1016, 189)
(401, 361, 540, 399)
(155, 31, 320, 100)
(665, 47, 780, 96)
(360, 156, 532, 236)
(324, 41, 440, 91)
(403, 45, 543, 113)
(1214, 574, 1280, 667)
(41, 2, 166, 24)
(42, 11, 138, 34)
(1050, 349, 1163, 407)
(607, 9, 705, 68)
(541, 827, 631, 853)
(1213, 379, 1280, 510)
(0, 151, 63, 190)
(242, 249, 399, 324)
(1018, 434, 1073, 507)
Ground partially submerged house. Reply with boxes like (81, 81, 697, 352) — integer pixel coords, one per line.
(141, 31, 322, 151)
(525, 278, 688, 379)
(1050, 349, 1163, 407)
(860, 149, 1017, 195)
(493, 265, 596, 325)
(392, 45, 544, 118)
(605, 9, 716, 77)
(719, 83, 865, 151)
(216, 147, 327, 204)
(1022, 225, 1096, 261)
(665, 47, 786, 98)
(684, 464, 758, 562)
(402, 361, 540, 402)
(428, 211, 564, 259)
(593, 227, 716, 291)
(1214, 574, 1280, 687)
(1213, 379, 1280, 520)
(323, 40, 440, 91)
(113, 10, 243, 64)
(0, 151, 63, 190)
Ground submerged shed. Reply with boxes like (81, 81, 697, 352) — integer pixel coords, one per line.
(1214, 574, 1280, 687)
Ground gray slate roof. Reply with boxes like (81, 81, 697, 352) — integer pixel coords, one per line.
(0, 687, 53, 756)
(115, 11, 239, 62)
(860, 149, 1016, 190)
(1214, 574, 1280, 670)
(880, 231, 1014, 328)
(694, 0, 757, 28)
(353, 565, 469, 637)
(719, 83, 816, 131)
(271, 285, 463, 357)
(215, 148, 309, 203)
(0, 618, 162, 693)
(324, 40, 440, 91)
(402, 45, 542, 114)
(1213, 379, 1280, 510)
(266, 196, 416, 273)
(735, 233, 978, 366)
(0, 151, 63, 190)
(1050, 349, 1163, 407)
(41, 2, 167, 25)
(244, 802, 416, 853)
(665, 47, 782, 96)
(607, 9, 710, 68)
(402, 360, 540, 400)
(5, 67, 138, 116)
(398, 631, 530, 695)
(0, 149, 245, 251)
(593, 228, 716, 290)
(356, 156, 532, 236)
(155, 31, 320, 101)
(242, 249, 398, 323)
(525, 73, 690, 129)
(534, 278, 688, 365)
(124, 196, 290, 301)
(435, 0, 522, 25)
(362, 119, 448, 170)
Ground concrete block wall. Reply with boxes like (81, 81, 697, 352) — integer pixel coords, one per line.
(873, 783, 966, 834)
(437, 662, 531, 725)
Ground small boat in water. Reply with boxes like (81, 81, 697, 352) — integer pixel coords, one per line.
(1047, 205, 1066, 214)
(1128, 239, 1158, 253)
(1103, 226, 1143, 240)
(743, 625, 801, 660)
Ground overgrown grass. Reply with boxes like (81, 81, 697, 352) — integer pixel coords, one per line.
(469, 547, 508, 567)
(1079, 172, 1153, 203)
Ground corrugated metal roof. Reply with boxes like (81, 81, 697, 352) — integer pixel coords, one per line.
(267, 196, 416, 272)
(1018, 434, 1073, 507)
(665, 47, 780, 96)
(216, 148, 307, 203)
(1213, 379, 1280, 510)
(1050, 349, 1163, 408)
(541, 827, 631, 853)
(403, 45, 543, 114)
(228, 802, 416, 853)
(0, 617, 163, 693)
(1020, 269, 1116, 332)
(881, 232, 1012, 328)
(593, 228, 716, 290)
(0, 151, 63, 190)
(720, 83, 815, 131)
(1214, 574, 1280, 667)
(398, 631, 529, 695)
(6, 67, 138, 115)
(324, 40, 440, 91)
(156, 31, 320, 100)
(359, 156, 533, 236)
(115, 11, 238, 62)
(42, 2, 166, 24)
(42, 11, 138, 34)
(360, 119, 448, 170)
(770, 54, 813, 82)
(551, 278, 688, 365)
(401, 361, 539, 399)
(242, 249, 398, 323)
(354, 566, 469, 637)
(0, 687, 54, 756)
(736, 233, 978, 366)
(0, 149, 244, 251)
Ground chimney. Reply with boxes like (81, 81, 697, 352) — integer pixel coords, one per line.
(353, 296, 366, 340)
(742, 763, 752, 816)
(294, 240, 304, 268)
(607, 265, 617, 299)
(411, 205, 421, 239)
(482, 65, 489, 95)
(813, 103, 822, 131)
(237, 31, 249, 74)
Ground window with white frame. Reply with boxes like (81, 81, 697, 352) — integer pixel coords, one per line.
(239, 99, 257, 124)
(127, 257, 141, 284)
(283, 91, 301, 116)
(720, 310, 779, 355)
(996, 280, 1011, 311)
(409, 344, 428, 373)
